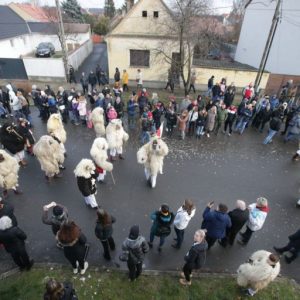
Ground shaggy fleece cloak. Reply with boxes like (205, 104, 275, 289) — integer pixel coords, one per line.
(33, 135, 65, 177)
(237, 250, 280, 292)
(137, 137, 169, 177)
(47, 113, 67, 144)
(0, 150, 19, 189)
(90, 138, 113, 172)
(105, 119, 129, 150)
(91, 107, 105, 137)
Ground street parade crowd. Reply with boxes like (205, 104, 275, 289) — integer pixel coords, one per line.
(0, 69, 299, 298)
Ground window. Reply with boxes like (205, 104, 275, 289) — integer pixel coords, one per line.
(142, 10, 147, 17)
(130, 50, 150, 67)
(153, 11, 159, 18)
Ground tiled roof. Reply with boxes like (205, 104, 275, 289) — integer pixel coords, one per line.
(28, 22, 90, 34)
(0, 6, 29, 40)
(192, 59, 264, 72)
(11, 3, 50, 22)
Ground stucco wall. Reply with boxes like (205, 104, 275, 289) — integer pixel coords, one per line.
(235, 0, 300, 76)
(193, 67, 269, 90)
(107, 36, 174, 83)
(111, 0, 174, 36)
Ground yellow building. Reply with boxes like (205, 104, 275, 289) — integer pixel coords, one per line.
(106, 0, 178, 88)
(106, 0, 269, 90)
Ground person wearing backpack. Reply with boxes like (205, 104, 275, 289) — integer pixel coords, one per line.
(44, 278, 78, 300)
(179, 229, 208, 286)
(148, 204, 174, 252)
(122, 225, 149, 282)
(263, 111, 282, 144)
(95, 209, 116, 261)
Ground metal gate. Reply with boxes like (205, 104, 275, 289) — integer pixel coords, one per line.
(0, 58, 28, 80)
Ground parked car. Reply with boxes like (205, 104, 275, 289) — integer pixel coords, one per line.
(35, 42, 55, 57)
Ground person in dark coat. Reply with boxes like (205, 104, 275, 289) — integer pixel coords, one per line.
(122, 225, 149, 282)
(56, 221, 88, 275)
(165, 107, 177, 136)
(80, 72, 89, 95)
(152, 104, 162, 130)
(88, 71, 97, 92)
(95, 209, 116, 261)
(114, 67, 121, 83)
(17, 118, 35, 155)
(114, 97, 124, 119)
(179, 229, 207, 286)
(68, 66, 77, 84)
(219, 200, 249, 247)
(224, 83, 236, 108)
(148, 204, 174, 252)
(0, 216, 34, 270)
(202, 202, 231, 249)
(138, 92, 148, 116)
(274, 228, 300, 264)
(0, 198, 18, 226)
(42, 201, 68, 247)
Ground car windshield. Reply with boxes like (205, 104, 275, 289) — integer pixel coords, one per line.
(38, 43, 49, 48)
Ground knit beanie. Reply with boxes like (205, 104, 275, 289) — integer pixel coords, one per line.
(53, 205, 64, 217)
(129, 225, 139, 240)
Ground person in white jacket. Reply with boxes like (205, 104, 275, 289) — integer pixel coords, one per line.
(6, 84, 21, 117)
(238, 197, 269, 245)
(172, 199, 196, 249)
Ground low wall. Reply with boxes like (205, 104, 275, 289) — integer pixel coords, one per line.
(68, 39, 93, 71)
(193, 66, 269, 90)
(23, 57, 65, 81)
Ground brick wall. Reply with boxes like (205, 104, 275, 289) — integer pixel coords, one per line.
(265, 74, 300, 96)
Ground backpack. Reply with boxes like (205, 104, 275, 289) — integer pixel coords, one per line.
(62, 282, 78, 300)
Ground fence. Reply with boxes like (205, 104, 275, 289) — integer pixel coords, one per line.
(23, 57, 65, 81)
(68, 39, 93, 71)
(0, 58, 28, 80)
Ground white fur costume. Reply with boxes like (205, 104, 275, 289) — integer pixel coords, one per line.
(74, 159, 98, 208)
(0, 150, 20, 190)
(91, 107, 105, 137)
(106, 119, 129, 157)
(237, 250, 280, 294)
(47, 113, 67, 154)
(33, 135, 65, 177)
(90, 137, 113, 182)
(137, 137, 169, 188)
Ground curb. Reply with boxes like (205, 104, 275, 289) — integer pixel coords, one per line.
(1, 262, 299, 291)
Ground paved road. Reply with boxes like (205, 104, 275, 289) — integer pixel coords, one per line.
(0, 110, 299, 282)
(75, 43, 108, 78)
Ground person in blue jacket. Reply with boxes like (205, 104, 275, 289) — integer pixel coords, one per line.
(202, 202, 231, 249)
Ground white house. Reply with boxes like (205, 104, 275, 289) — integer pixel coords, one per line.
(235, 0, 300, 76)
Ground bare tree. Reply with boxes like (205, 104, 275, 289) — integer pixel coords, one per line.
(151, 0, 224, 95)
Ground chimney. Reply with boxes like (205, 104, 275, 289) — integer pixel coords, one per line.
(126, 0, 134, 12)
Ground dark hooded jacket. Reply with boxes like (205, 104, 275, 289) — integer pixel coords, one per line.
(184, 240, 208, 269)
(202, 207, 232, 239)
(122, 235, 149, 264)
(0, 201, 18, 226)
(0, 223, 27, 254)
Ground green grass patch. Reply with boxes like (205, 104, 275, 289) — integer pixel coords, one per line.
(0, 267, 299, 300)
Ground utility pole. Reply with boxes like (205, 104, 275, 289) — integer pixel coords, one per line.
(254, 0, 281, 92)
(55, 0, 69, 82)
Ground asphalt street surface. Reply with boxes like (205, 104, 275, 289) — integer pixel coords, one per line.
(75, 43, 108, 78)
(0, 107, 299, 282)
